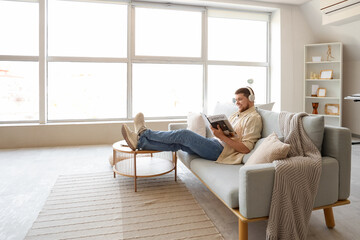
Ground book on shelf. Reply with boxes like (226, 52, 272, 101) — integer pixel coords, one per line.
(201, 113, 236, 137)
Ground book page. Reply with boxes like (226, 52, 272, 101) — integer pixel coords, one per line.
(207, 114, 227, 123)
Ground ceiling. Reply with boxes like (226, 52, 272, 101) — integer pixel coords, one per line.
(251, 0, 311, 5)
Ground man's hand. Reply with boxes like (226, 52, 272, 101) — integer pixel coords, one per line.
(211, 125, 250, 154)
(211, 125, 227, 140)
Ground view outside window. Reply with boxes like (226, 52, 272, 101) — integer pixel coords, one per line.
(48, 63, 127, 120)
(135, 8, 202, 57)
(208, 17, 267, 62)
(207, 65, 267, 113)
(207, 15, 268, 113)
(47, 0, 128, 120)
(0, 0, 39, 121)
(132, 64, 203, 117)
(0, 62, 39, 121)
(0, 0, 39, 56)
(48, 0, 127, 57)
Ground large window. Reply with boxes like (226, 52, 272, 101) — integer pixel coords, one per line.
(0, 1, 269, 123)
(0, 0, 39, 122)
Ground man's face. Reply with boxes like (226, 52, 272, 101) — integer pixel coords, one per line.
(234, 93, 251, 112)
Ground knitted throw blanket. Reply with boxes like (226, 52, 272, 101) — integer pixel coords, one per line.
(266, 112, 322, 240)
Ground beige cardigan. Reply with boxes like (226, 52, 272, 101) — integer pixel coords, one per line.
(216, 106, 262, 164)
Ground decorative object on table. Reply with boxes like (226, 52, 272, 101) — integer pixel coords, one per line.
(311, 85, 319, 97)
(325, 104, 340, 115)
(312, 102, 319, 114)
(317, 88, 327, 97)
(312, 56, 322, 62)
(327, 45, 335, 61)
(319, 70, 333, 79)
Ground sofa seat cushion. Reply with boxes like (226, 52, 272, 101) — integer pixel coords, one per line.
(190, 159, 242, 208)
(239, 156, 339, 219)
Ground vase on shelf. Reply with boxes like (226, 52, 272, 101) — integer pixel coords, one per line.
(312, 102, 319, 114)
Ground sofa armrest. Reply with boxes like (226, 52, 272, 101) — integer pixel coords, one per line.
(239, 163, 275, 219)
(322, 126, 352, 200)
(168, 123, 187, 131)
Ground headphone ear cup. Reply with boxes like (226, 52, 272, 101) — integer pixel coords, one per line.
(246, 86, 255, 102)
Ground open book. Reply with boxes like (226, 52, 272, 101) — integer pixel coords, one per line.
(202, 113, 236, 137)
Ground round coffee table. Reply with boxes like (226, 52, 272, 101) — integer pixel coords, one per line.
(112, 140, 177, 192)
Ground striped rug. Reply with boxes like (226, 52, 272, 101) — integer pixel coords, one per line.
(25, 172, 223, 240)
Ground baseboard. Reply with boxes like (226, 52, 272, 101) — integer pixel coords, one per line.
(351, 133, 360, 145)
(352, 133, 360, 138)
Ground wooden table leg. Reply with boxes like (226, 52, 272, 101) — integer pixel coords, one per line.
(113, 149, 116, 178)
(134, 153, 137, 192)
(174, 152, 177, 182)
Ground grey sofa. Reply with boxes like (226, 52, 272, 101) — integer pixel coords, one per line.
(169, 107, 351, 240)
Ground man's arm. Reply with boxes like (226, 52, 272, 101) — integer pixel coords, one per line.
(211, 125, 250, 154)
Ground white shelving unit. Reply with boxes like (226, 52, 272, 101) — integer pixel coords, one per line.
(304, 42, 343, 127)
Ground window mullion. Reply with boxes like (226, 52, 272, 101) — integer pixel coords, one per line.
(127, 4, 134, 119)
(207, 60, 269, 67)
(39, 0, 47, 124)
(202, 9, 208, 114)
(47, 56, 128, 63)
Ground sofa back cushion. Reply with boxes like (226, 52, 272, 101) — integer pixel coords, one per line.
(302, 115, 325, 152)
(256, 108, 324, 152)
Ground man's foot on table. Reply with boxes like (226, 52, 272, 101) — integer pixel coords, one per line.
(121, 124, 138, 151)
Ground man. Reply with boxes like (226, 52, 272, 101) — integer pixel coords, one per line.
(121, 87, 262, 164)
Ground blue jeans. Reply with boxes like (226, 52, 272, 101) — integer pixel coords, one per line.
(137, 129, 224, 161)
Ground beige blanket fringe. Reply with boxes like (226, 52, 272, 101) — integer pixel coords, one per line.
(266, 112, 322, 240)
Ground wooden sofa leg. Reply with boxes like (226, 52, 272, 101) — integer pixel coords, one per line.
(324, 207, 335, 228)
(238, 219, 248, 240)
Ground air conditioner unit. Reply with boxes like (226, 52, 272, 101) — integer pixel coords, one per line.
(320, 0, 360, 25)
(320, 0, 360, 14)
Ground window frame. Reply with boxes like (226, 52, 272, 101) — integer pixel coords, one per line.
(0, 0, 270, 124)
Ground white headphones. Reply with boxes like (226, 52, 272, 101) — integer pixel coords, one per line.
(246, 87, 255, 102)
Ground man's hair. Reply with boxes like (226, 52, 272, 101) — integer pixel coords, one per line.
(235, 87, 254, 99)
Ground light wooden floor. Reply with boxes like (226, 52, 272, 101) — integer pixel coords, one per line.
(0, 144, 359, 240)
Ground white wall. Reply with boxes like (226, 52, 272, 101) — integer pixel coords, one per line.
(277, 5, 316, 112)
(0, 120, 185, 149)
